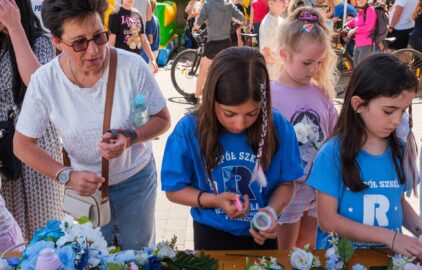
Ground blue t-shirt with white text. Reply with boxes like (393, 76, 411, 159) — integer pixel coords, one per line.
(161, 111, 303, 237)
(307, 137, 404, 249)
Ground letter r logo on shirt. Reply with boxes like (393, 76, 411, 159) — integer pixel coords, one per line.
(363, 194, 389, 227)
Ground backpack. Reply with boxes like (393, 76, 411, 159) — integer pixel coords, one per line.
(363, 4, 389, 45)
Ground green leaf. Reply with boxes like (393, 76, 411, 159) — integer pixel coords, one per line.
(338, 238, 354, 263)
(106, 263, 125, 270)
(109, 246, 121, 254)
(77, 216, 90, 224)
(166, 250, 218, 270)
(311, 267, 326, 270)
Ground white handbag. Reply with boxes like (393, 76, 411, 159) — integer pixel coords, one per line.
(61, 48, 117, 228)
(63, 188, 111, 227)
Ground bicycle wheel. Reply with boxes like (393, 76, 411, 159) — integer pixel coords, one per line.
(171, 49, 200, 98)
(392, 49, 422, 90)
(335, 53, 354, 97)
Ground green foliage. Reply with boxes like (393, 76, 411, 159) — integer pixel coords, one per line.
(163, 250, 218, 270)
(109, 246, 121, 254)
(106, 263, 125, 270)
(77, 216, 90, 224)
(338, 238, 354, 263)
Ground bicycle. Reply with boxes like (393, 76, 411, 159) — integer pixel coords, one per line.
(391, 48, 422, 93)
(170, 29, 207, 103)
(332, 29, 354, 97)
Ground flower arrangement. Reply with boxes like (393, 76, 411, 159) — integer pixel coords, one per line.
(288, 233, 421, 270)
(3, 215, 218, 270)
(289, 244, 322, 270)
(245, 256, 283, 270)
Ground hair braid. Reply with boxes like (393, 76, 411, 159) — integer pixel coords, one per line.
(251, 83, 269, 187)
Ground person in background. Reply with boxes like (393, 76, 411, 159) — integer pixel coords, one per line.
(14, 0, 170, 250)
(409, 0, 422, 51)
(388, 0, 418, 50)
(249, 0, 268, 45)
(161, 47, 303, 250)
(108, 0, 158, 73)
(193, 0, 244, 101)
(0, 0, 62, 242)
(327, 0, 357, 28)
(141, 0, 160, 71)
(345, 0, 376, 65)
(259, 0, 286, 80)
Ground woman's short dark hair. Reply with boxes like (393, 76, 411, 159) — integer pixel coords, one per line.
(41, 0, 108, 38)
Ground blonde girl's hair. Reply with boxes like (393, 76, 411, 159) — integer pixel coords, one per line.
(280, 7, 338, 100)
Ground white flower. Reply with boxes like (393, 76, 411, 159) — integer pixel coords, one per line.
(290, 248, 314, 270)
(325, 246, 337, 258)
(60, 215, 75, 233)
(392, 254, 416, 270)
(404, 263, 422, 270)
(157, 245, 176, 259)
(294, 123, 312, 144)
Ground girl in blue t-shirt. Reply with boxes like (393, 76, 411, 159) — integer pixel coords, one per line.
(161, 47, 303, 250)
(308, 53, 422, 258)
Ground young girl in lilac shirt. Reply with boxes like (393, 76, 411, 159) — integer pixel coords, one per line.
(270, 8, 338, 249)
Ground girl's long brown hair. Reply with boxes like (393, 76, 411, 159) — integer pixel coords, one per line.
(195, 47, 279, 177)
(331, 53, 417, 192)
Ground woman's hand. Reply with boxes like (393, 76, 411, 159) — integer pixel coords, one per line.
(249, 207, 277, 245)
(216, 192, 249, 219)
(347, 28, 356, 38)
(98, 131, 130, 160)
(0, 0, 21, 31)
(67, 171, 104, 196)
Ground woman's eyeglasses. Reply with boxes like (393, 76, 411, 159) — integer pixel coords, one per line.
(60, 31, 109, 52)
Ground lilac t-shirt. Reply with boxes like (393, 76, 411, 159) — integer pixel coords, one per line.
(271, 81, 338, 179)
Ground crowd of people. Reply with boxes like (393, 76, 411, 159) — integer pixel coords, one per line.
(1, 0, 422, 262)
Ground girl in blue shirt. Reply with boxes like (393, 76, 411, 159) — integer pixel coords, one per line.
(308, 54, 422, 259)
(161, 47, 303, 250)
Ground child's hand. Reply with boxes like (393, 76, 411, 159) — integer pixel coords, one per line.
(389, 232, 422, 259)
(249, 208, 277, 245)
(216, 192, 249, 219)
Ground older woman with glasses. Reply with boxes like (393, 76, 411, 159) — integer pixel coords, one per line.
(13, 0, 170, 249)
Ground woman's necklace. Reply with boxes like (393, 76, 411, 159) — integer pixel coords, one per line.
(68, 57, 105, 87)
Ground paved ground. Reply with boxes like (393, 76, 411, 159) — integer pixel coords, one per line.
(152, 61, 422, 250)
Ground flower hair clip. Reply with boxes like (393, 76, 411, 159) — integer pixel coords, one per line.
(298, 11, 318, 22)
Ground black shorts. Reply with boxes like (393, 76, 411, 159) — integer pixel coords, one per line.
(203, 38, 232, 60)
(193, 221, 277, 250)
(388, 28, 414, 50)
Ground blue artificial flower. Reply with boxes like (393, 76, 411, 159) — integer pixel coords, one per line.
(76, 247, 90, 270)
(57, 245, 77, 270)
(145, 256, 161, 270)
(114, 250, 136, 264)
(352, 263, 367, 270)
(144, 247, 154, 255)
(6, 258, 20, 268)
(22, 240, 55, 260)
(326, 254, 344, 270)
(20, 241, 54, 270)
(29, 220, 63, 245)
